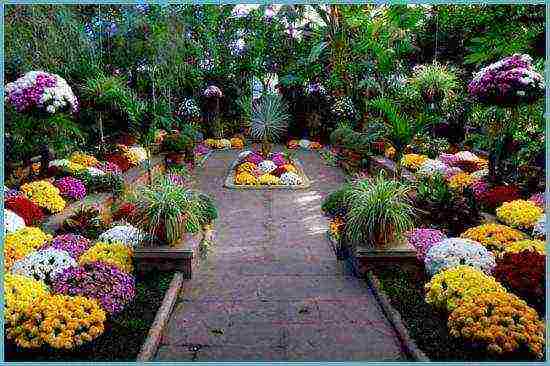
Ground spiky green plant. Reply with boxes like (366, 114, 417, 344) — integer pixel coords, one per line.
(248, 93, 290, 155)
(344, 173, 415, 249)
(409, 63, 459, 105)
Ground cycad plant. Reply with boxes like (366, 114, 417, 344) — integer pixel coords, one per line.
(249, 93, 290, 156)
(344, 173, 415, 249)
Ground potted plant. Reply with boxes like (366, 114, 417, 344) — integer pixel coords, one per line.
(162, 125, 198, 166)
(249, 93, 290, 157)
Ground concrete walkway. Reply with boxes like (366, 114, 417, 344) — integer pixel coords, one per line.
(155, 148, 406, 361)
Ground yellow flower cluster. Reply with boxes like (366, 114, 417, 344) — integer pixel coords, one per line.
(65, 161, 88, 174)
(4, 274, 50, 327)
(79, 242, 134, 273)
(234, 172, 257, 185)
(117, 145, 146, 166)
(7, 294, 106, 349)
(205, 139, 232, 149)
(448, 172, 474, 191)
(461, 224, 527, 254)
(236, 162, 257, 174)
(496, 200, 543, 229)
(258, 174, 281, 185)
(425, 265, 506, 312)
(5, 227, 53, 271)
(230, 137, 244, 149)
(448, 292, 545, 358)
(384, 146, 396, 160)
(401, 154, 429, 170)
(329, 217, 345, 239)
(503, 240, 545, 256)
(282, 164, 297, 174)
(69, 152, 99, 167)
(21, 180, 66, 213)
(476, 158, 488, 170)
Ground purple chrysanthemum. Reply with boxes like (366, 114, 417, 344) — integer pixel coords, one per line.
(246, 153, 264, 165)
(54, 176, 86, 200)
(405, 228, 447, 261)
(43, 234, 92, 259)
(97, 161, 122, 175)
(52, 261, 136, 315)
(529, 192, 545, 209)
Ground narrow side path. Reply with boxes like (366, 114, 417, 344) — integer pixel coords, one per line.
(155, 147, 406, 361)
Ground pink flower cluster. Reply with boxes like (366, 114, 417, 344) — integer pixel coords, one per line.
(529, 192, 545, 209)
(203, 85, 223, 98)
(54, 176, 87, 200)
(405, 228, 447, 261)
(97, 161, 122, 175)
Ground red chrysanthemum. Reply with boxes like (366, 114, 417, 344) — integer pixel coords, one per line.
(5, 195, 45, 225)
(481, 185, 520, 209)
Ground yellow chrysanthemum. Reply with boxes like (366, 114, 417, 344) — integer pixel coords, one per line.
(234, 172, 257, 185)
(496, 200, 543, 229)
(258, 174, 281, 185)
(401, 154, 429, 170)
(236, 162, 257, 175)
(4, 273, 50, 328)
(283, 164, 298, 174)
(21, 180, 66, 213)
(4, 227, 53, 271)
(230, 137, 244, 149)
(503, 240, 545, 255)
(79, 242, 133, 273)
(448, 172, 474, 191)
(69, 152, 99, 168)
(461, 224, 527, 254)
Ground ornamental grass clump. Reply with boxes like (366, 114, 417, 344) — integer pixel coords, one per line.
(79, 242, 133, 273)
(248, 93, 290, 156)
(448, 292, 544, 359)
(7, 294, 106, 349)
(405, 228, 447, 261)
(4, 227, 53, 271)
(424, 238, 496, 277)
(11, 248, 77, 286)
(21, 180, 66, 213)
(344, 173, 415, 248)
(52, 261, 136, 315)
(461, 224, 527, 255)
(496, 199, 543, 229)
(425, 265, 506, 312)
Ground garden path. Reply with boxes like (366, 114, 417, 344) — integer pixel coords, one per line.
(155, 147, 406, 361)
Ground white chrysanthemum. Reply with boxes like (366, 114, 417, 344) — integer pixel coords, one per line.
(454, 151, 479, 162)
(12, 248, 77, 284)
(417, 159, 448, 177)
(99, 224, 144, 248)
(129, 146, 148, 163)
(280, 172, 303, 185)
(424, 238, 496, 277)
(299, 139, 311, 149)
(87, 166, 106, 176)
(258, 160, 277, 174)
(4, 209, 26, 234)
(219, 139, 232, 148)
(470, 168, 489, 181)
(238, 150, 254, 160)
(49, 159, 71, 168)
(533, 214, 546, 239)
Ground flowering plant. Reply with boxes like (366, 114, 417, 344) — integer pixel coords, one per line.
(4, 227, 53, 271)
(495, 250, 544, 311)
(468, 54, 544, 104)
(447, 172, 474, 191)
(299, 139, 311, 149)
(480, 185, 521, 209)
(49, 159, 87, 174)
(425, 265, 506, 312)
(528, 192, 545, 209)
(470, 168, 489, 181)
(42, 234, 92, 259)
(177, 97, 201, 119)
(460, 224, 527, 254)
(245, 152, 264, 165)
(4, 273, 49, 329)
(87, 167, 106, 177)
(7, 294, 106, 349)
(280, 172, 303, 185)
(62, 205, 108, 239)
(21, 180, 66, 213)
(496, 199, 543, 229)
(106, 153, 132, 172)
(52, 262, 136, 315)
(448, 292, 544, 358)
(69, 152, 99, 168)
(258, 174, 281, 185)
(230, 137, 244, 149)
(203, 85, 223, 98)
(4, 186, 22, 199)
(329, 217, 345, 241)
(79, 242, 134, 273)
(235, 172, 257, 185)
(288, 140, 300, 149)
(95, 161, 121, 175)
(11, 248, 77, 285)
(330, 96, 356, 119)
(470, 179, 489, 199)
(258, 160, 277, 174)
(416, 159, 449, 177)
(98, 224, 145, 248)
(236, 162, 258, 175)
(5, 71, 78, 114)
(424, 237, 496, 276)
(5, 209, 26, 234)
(305, 82, 326, 96)
(194, 143, 210, 156)
(112, 202, 138, 223)
(503, 239, 545, 255)
(405, 228, 446, 261)
(401, 154, 429, 171)
(532, 214, 545, 239)
(54, 177, 87, 200)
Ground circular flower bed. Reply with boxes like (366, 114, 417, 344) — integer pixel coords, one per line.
(5, 209, 26, 234)
(52, 261, 136, 315)
(54, 176, 87, 200)
(11, 248, 77, 285)
(42, 234, 93, 259)
(496, 199, 543, 229)
(424, 238, 496, 277)
(5, 196, 45, 226)
(232, 151, 306, 187)
(460, 224, 527, 254)
(4, 227, 53, 271)
(448, 292, 544, 359)
(21, 180, 66, 213)
(425, 265, 506, 312)
(79, 242, 133, 273)
(405, 228, 447, 261)
(98, 224, 144, 248)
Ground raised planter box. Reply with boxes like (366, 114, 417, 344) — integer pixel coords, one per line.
(346, 244, 420, 278)
(134, 233, 202, 279)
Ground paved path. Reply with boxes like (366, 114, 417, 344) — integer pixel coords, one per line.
(155, 148, 406, 361)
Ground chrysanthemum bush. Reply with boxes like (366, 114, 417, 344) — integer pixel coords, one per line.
(21, 180, 66, 213)
(4, 227, 53, 271)
(7, 294, 106, 350)
(5, 209, 26, 234)
(448, 292, 544, 359)
(447, 172, 474, 191)
(496, 199, 543, 229)
(502, 239, 545, 255)
(405, 228, 446, 261)
(532, 214, 545, 239)
(424, 238, 496, 277)
(425, 265, 506, 312)
(52, 261, 136, 315)
(5, 195, 45, 225)
(401, 154, 428, 171)
(460, 224, 527, 255)
(11, 248, 77, 286)
(69, 152, 99, 168)
(78, 241, 133, 273)
(42, 234, 93, 259)
(54, 176, 87, 200)
(480, 185, 521, 209)
(98, 224, 145, 249)
(4, 273, 50, 329)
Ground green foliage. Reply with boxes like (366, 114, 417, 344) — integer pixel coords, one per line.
(408, 63, 459, 105)
(74, 171, 124, 198)
(344, 173, 415, 248)
(321, 184, 352, 217)
(329, 122, 382, 154)
(162, 125, 198, 153)
(249, 93, 290, 143)
(197, 193, 218, 226)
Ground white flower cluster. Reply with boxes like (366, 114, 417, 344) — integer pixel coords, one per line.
(4, 209, 26, 234)
(49, 159, 71, 169)
(98, 224, 145, 249)
(258, 160, 277, 174)
(87, 167, 106, 176)
(238, 150, 254, 160)
(470, 168, 489, 181)
(178, 98, 201, 118)
(280, 172, 303, 185)
(416, 159, 448, 177)
(299, 139, 311, 149)
(11, 248, 77, 284)
(454, 150, 479, 162)
(129, 146, 148, 163)
(532, 214, 546, 239)
(424, 238, 496, 277)
(219, 139, 232, 149)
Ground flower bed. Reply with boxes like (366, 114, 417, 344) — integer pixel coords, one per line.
(224, 150, 311, 189)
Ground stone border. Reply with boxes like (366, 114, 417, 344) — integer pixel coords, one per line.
(366, 271, 430, 362)
(223, 157, 312, 190)
(136, 272, 184, 362)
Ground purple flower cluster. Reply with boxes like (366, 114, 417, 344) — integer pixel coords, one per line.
(270, 152, 286, 167)
(405, 228, 447, 261)
(245, 152, 264, 165)
(55, 177, 87, 200)
(52, 261, 136, 315)
(97, 161, 122, 175)
(439, 153, 459, 166)
(44, 234, 92, 259)
(471, 180, 489, 200)
(4, 186, 22, 199)
(529, 192, 545, 209)
(194, 143, 210, 156)
(203, 85, 223, 98)
(468, 54, 544, 103)
(305, 82, 326, 96)
(6, 72, 56, 112)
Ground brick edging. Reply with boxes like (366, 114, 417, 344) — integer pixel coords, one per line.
(136, 272, 185, 362)
(366, 271, 430, 362)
